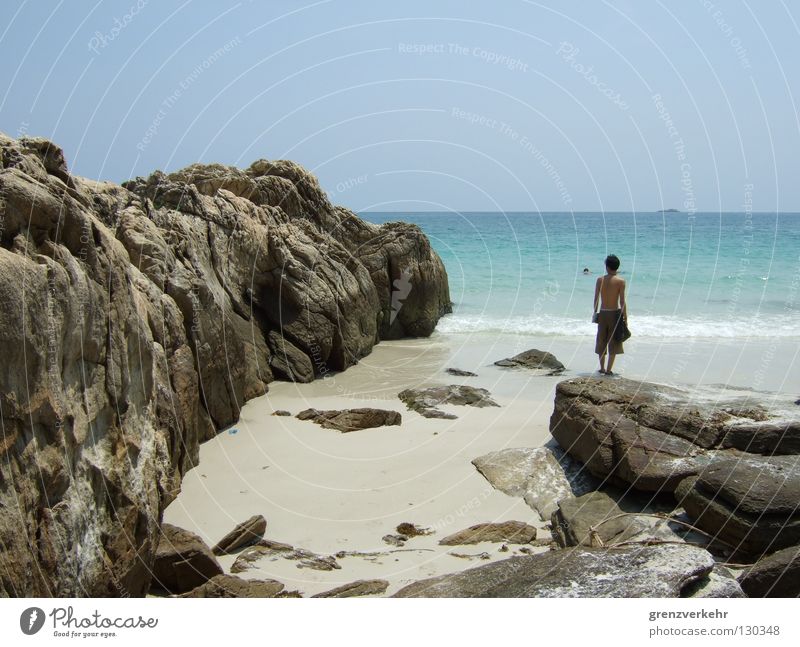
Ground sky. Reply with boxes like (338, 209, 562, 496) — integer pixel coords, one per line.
(1, 0, 798, 212)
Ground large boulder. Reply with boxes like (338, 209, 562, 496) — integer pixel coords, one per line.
(550, 491, 680, 548)
(739, 545, 800, 597)
(151, 524, 223, 594)
(393, 545, 724, 597)
(674, 456, 800, 557)
(182, 574, 286, 598)
(549, 377, 798, 493)
(472, 445, 598, 520)
(0, 133, 450, 596)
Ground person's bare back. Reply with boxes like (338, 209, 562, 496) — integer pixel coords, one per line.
(596, 273, 626, 311)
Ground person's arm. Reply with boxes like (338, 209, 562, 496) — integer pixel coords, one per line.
(620, 280, 627, 319)
(593, 277, 601, 313)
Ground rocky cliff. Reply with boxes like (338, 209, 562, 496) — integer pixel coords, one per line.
(0, 134, 450, 596)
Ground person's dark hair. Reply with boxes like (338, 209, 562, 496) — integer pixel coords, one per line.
(605, 254, 620, 271)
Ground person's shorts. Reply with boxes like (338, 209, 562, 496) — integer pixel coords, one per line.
(595, 309, 624, 355)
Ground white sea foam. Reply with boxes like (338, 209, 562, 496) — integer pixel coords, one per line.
(435, 313, 800, 339)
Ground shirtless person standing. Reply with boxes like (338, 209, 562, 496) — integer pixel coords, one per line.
(593, 254, 627, 375)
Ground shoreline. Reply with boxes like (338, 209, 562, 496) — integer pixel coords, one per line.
(164, 332, 799, 596)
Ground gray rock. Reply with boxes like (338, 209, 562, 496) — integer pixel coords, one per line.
(296, 407, 402, 432)
(472, 446, 597, 520)
(312, 579, 389, 598)
(495, 349, 565, 375)
(231, 542, 340, 572)
(382, 534, 407, 547)
(682, 566, 745, 598)
(182, 574, 285, 598)
(739, 544, 800, 597)
(394, 544, 719, 597)
(549, 377, 797, 493)
(151, 524, 223, 594)
(0, 134, 450, 596)
(272, 410, 292, 416)
(212, 515, 267, 555)
(675, 476, 800, 557)
(396, 522, 431, 537)
(446, 368, 478, 377)
(551, 491, 680, 548)
(399, 384, 499, 419)
(439, 521, 537, 546)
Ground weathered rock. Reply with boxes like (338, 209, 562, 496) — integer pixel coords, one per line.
(550, 491, 680, 548)
(393, 545, 719, 597)
(440, 521, 537, 545)
(312, 579, 389, 598)
(398, 384, 499, 419)
(472, 446, 597, 520)
(682, 566, 745, 598)
(182, 574, 285, 598)
(549, 377, 797, 493)
(0, 133, 450, 596)
(212, 515, 267, 555)
(495, 349, 565, 375)
(675, 456, 800, 557)
(296, 407, 401, 432)
(272, 410, 292, 416)
(446, 368, 477, 377)
(396, 522, 431, 537)
(382, 534, 407, 547)
(231, 542, 340, 572)
(151, 524, 223, 594)
(739, 545, 800, 597)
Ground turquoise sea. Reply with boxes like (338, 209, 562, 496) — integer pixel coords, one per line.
(362, 212, 800, 339)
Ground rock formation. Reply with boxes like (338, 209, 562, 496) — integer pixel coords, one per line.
(439, 521, 537, 545)
(398, 384, 499, 419)
(494, 348, 565, 375)
(393, 544, 740, 597)
(295, 407, 401, 432)
(0, 134, 450, 596)
(151, 524, 223, 594)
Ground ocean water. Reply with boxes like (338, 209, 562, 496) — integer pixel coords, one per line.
(362, 212, 800, 339)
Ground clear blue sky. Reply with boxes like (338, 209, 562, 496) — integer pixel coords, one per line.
(1, 0, 798, 212)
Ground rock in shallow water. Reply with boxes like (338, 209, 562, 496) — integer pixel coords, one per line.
(393, 544, 720, 597)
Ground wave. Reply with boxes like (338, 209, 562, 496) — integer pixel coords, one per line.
(435, 313, 800, 339)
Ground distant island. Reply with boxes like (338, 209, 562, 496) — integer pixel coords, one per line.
(657, 208, 680, 213)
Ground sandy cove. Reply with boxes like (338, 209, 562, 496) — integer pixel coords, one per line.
(164, 333, 800, 596)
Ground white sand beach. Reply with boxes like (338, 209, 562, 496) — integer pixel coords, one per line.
(164, 333, 800, 596)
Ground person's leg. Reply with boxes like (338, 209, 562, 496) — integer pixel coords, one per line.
(598, 353, 607, 373)
(606, 353, 616, 374)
